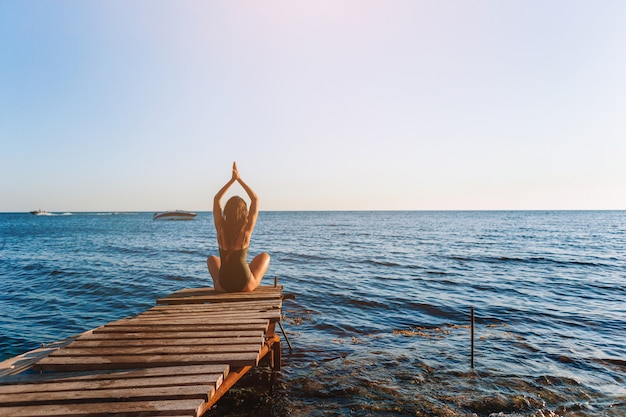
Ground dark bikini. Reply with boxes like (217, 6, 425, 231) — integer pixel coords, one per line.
(218, 246, 251, 292)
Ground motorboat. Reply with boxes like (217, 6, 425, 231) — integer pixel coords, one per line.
(30, 209, 51, 216)
(153, 210, 197, 221)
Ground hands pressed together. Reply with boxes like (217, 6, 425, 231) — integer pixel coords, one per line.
(231, 162, 241, 182)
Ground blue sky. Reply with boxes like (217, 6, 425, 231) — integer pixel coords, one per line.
(1, 1, 625, 211)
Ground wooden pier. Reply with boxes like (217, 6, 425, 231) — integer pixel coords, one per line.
(0, 285, 284, 416)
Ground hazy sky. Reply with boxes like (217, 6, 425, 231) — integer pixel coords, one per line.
(1, 1, 625, 212)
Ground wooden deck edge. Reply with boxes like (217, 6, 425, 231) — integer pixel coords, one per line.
(0, 334, 83, 378)
(203, 331, 281, 411)
(156, 285, 283, 305)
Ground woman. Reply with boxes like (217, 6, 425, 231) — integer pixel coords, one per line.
(207, 162, 270, 292)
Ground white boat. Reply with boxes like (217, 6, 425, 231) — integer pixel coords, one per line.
(153, 210, 197, 221)
(30, 209, 51, 216)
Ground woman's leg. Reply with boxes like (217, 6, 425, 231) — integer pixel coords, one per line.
(242, 252, 270, 292)
(206, 256, 225, 292)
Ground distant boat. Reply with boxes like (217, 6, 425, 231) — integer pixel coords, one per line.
(153, 210, 197, 221)
(30, 209, 51, 216)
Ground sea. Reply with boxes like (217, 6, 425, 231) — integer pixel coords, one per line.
(0, 211, 624, 417)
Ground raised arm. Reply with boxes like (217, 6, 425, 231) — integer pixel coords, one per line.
(212, 167, 237, 232)
(239, 178, 259, 228)
(233, 163, 259, 236)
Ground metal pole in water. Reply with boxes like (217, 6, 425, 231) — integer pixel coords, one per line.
(470, 306, 475, 369)
(274, 275, 293, 351)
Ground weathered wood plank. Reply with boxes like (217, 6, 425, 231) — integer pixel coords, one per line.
(146, 300, 282, 312)
(36, 352, 260, 371)
(113, 316, 279, 326)
(127, 310, 282, 321)
(64, 336, 263, 348)
(0, 365, 229, 386)
(103, 317, 274, 327)
(0, 384, 216, 406)
(92, 323, 268, 333)
(74, 330, 264, 340)
(157, 295, 280, 305)
(140, 309, 280, 319)
(136, 305, 281, 314)
(128, 314, 280, 324)
(0, 373, 224, 395)
(0, 399, 205, 417)
(162, 285, 281, 298)
(154, 299, 282, 307)
(131, 315, 280, 324)
(49, 344, 261, 357)
(157, 286, 283, 305)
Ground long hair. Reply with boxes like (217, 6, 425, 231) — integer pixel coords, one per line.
(222, 196, 248, 249)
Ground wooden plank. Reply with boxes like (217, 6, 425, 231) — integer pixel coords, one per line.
(74, 330, 264, 340)
(0, 384, 216, 406)
(36, 352, 260, 371)
(162, 285, 281, 298)
(135, 305, 281, 315)
(146, 298, 282, 311)
(103, 317, 274, 327)
(0, 373, 224, 394)
(141, 304, 281, 316)
(157, 295, 280, 305)
(92, 323, 269, 333)
(128, 310, 282, 321)
(119, 310, 281, 327)
(147, 300, 282, 312)
(136, 309, 280, 317)
(157, 286, 283, 305)
(0, 399, 205, 417)
(130, 315, 280, 323)
(49, 344, 262, 357)
(128, 314, 280, 323)
(0, 365, 229, 386)
(64, 336, 263, 348)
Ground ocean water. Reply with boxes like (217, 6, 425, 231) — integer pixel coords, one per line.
(0, 211, 624, 416)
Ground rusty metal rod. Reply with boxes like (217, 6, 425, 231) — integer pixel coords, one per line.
(471, 306, 475, 369)
(278, 320, 293, 351)
(274, 275, 293, 350)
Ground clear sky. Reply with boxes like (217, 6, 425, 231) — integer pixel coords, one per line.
(1, 1, 625, 212)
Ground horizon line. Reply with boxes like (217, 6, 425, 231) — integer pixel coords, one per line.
(2, 208, 625, 214)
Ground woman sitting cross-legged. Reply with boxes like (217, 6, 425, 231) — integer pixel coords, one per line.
(207, 162, 270, 292)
